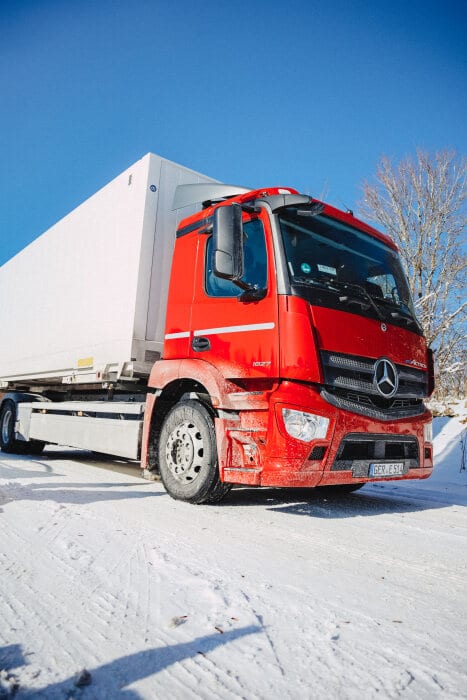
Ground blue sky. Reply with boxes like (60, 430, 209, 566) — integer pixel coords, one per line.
(1, 0, 466, 265)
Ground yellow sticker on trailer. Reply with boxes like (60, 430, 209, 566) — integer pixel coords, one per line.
(77, 357, 94, 368)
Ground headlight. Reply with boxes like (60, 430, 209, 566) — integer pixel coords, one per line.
(282, 409, 329, 442)
(424, 421, 433, 443)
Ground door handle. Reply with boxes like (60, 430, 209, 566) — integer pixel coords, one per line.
(192, 336, 211, 352)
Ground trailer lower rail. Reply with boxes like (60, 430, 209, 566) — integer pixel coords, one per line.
(17, 401, 145, 460)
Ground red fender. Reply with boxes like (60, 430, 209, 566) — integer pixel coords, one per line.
(141, 358, 269, 474)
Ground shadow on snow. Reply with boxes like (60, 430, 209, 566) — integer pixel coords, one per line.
(1, 626, 260, 698)
(221, 483, 466, 515)
(2, 449, 465, 516)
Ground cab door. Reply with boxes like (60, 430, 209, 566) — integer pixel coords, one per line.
(189, 211, 279, 381)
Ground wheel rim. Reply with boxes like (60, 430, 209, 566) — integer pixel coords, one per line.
(1, 409, 13, 444)
(165, 419, 205, 484)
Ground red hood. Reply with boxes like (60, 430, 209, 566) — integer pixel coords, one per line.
(310, 306, 428, 368)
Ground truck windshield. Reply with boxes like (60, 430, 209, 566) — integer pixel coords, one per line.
(278, 209, 421, 333)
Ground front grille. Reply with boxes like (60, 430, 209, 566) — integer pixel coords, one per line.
(332, 433, 420, 476)
(321, 351, 427, 420)
(322, 389, 425, 421)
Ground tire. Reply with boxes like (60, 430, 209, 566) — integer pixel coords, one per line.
(158, 400, 231, 504)
(0, 399, 45, 455)
(0, 400, 17, 453)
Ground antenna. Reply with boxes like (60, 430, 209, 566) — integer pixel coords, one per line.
(336, 195, 354, 217)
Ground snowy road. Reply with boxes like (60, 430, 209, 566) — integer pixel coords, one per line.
(1, 415, 466, 699)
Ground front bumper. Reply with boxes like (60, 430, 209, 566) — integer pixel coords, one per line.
(221, 380, 433, 487)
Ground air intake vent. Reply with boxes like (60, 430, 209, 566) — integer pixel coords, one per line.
(145, 350, 160, 363)
(332, 433, 419, 476)
(309, 446, 327, 461)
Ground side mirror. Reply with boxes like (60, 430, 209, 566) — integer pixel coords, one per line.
(212, 203, 243, 280)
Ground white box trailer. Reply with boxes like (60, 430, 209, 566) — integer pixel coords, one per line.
(0, 153, 217, 387)
(0, 154, 219, 459)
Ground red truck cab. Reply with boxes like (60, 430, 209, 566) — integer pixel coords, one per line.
(142, 186, 433, 503)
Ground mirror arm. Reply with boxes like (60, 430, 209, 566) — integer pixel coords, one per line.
(239, 287, 267, 302)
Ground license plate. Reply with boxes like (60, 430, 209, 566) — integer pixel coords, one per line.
(369, 462, 404, 477)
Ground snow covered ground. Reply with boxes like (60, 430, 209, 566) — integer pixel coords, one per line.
(1, 411, 466, 699)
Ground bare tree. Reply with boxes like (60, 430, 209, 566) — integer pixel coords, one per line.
(360, 150, 467, 398)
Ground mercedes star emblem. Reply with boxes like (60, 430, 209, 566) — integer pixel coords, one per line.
(374, 358, 398, 398)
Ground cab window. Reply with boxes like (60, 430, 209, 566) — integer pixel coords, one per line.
(205, 218, 267, 297)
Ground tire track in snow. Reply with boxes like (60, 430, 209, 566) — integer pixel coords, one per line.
(124, 540, 283, 699)
(138, 542, 309, 698)
(1, 496, 141, 664)
(146, 520, 465, 700)
(226, 504, 467, 591)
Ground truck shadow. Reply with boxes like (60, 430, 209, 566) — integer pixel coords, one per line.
(40, 448, 142, 472)
(0, 480, 161, 512)
(225, 484, 465, 516)
(0, 449, 163, 511)
(1, 448, 143, 478)
(0, 451, 154, 513)
(1, 626, 260, 698)
(0, 458, 55, 480)
(3, 451, 464, 515)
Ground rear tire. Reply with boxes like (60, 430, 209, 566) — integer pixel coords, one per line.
(0, 400, 17, 453)
(158, 401, 231, 504)
(0, 400, 45, 455)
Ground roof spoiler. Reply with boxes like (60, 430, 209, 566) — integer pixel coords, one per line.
(172, 183, 251, 210)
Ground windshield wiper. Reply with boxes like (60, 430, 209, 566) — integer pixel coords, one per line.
(389, 309, 419, 330)
(291, 276, 339, 293)
(334, 281, 386, 321)
(291, 276, 383, 318)
(291, 275, 421, 329)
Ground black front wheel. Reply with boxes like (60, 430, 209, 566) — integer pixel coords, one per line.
(158, 401, 231, 504)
